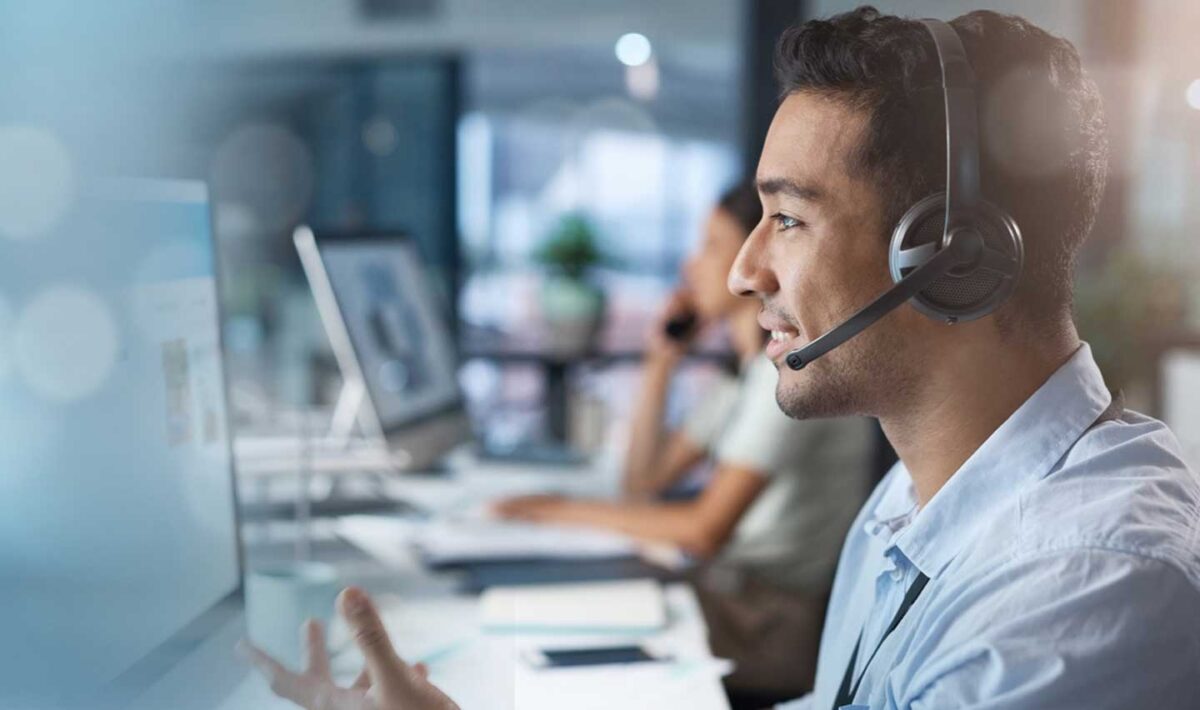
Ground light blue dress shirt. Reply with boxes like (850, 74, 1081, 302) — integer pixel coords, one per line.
(783, 344, 1200, 709)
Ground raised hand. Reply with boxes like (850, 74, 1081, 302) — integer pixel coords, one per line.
(647, 288, 701, 367)
(241, 587, 459, 710)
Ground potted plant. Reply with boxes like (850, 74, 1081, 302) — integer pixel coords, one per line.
(534, 213, 609, 355)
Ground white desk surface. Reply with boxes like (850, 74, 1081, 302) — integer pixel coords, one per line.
(208, 454, 730, 709)
(217, 584, 730, 710)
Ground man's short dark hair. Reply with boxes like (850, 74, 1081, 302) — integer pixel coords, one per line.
(774, 6, 1108, 333)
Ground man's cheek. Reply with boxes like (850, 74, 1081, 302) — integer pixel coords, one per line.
(789, 271, 827, 337)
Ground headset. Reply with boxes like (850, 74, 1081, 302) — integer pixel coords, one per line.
(785, 19, 1023, 371)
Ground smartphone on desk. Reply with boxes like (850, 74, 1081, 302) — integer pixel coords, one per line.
(522, 644, 668, 669)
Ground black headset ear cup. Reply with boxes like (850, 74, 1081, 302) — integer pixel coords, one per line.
(888, 193, 1023, 323)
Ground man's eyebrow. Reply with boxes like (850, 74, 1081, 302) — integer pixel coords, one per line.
(756, 177, 824, 202)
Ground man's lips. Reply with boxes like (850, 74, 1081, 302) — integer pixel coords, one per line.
(758, 309, 802, 362)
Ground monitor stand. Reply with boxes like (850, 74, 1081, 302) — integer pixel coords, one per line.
(237, 377, 429, 540)
(327, 376, 385, 450)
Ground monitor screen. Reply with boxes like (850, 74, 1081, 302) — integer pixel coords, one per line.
(0, 180, 241, 705)
(318, 236, 461, 432)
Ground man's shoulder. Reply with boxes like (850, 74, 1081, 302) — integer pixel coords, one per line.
(922, 424, 1200, 656)
(889, 412, 1200, 707)
(997, 410, 1200, 584)
(906, 540, 1200, 708)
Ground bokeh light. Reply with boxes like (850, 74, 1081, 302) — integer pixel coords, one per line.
(615, 32, 652, 67)
(213, 201, 261, 243)
(1186, 79, 1200, 110)
(363, 116, 400, 157)
(14, 286, 119, 401)
(0, 125, 75, 241)
(209, 123, 315, 236)
(982, 67, 1072, 179)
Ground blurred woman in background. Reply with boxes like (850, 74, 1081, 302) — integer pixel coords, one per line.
(496, 182, 874, 707)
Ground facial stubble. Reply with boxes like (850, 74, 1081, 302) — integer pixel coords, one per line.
(774, 315, 915, 421)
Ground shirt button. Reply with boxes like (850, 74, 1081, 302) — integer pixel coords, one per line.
(890, 566, 904, 582)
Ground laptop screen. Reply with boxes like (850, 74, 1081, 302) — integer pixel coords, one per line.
(318, 235, 462, 432)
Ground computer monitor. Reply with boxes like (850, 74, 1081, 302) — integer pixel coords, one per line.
(295, 227, 471, 470)
(0, 180, 242, 707)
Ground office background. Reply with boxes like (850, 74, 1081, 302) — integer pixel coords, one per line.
(3, 1, 1200, 707)
(1, 0, 1196, 553)
(6, 0, 1198, 446)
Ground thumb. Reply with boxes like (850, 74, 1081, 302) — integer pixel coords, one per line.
(338, 587, 409, 691)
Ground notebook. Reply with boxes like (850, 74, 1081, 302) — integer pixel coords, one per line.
(480, 579, 667, 633)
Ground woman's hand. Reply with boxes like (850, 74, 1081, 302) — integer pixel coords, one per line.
(491, 494, 572, 523)
(646, 288, 700, 368)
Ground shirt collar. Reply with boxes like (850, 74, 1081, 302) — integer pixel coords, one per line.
(864, 472, 919, 541)
(869, 343, 1112, 579)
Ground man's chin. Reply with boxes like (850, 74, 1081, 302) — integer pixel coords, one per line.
(774, 367, 855, 420)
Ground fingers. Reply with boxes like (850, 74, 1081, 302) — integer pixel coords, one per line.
(664, 287, 692, 315)
(492, 495, 539, 519)
(338, 587, 407, 692)
(490, 497, 518, 517)
(493, 495, 564, 522)
(237, 640, 307, 705)
(413, 662, 430, 680)
(303, 619, 331, 679)
(238, 640, 286, 679)
(350, 668, 372, 690)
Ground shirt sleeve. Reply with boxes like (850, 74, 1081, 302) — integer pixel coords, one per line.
(680, 372, 740, 451)
(712, 356, 815, 475)
(904, 549, 1200, 709)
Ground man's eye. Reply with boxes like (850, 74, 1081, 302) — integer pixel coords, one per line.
(773, 213, 804, 231)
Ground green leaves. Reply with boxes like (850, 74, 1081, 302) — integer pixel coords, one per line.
(534, 213, 611, 280)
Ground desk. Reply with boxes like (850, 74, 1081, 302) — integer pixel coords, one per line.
(215, 584, 729, 710)
(146, 455, 731, 710)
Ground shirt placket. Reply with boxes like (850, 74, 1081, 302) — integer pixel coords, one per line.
(853, 511, 917, 688)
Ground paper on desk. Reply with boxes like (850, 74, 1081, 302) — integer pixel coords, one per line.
(480, 579, 666, 633)
(336, 514, 639, 568)
(336, 515, 427, 568)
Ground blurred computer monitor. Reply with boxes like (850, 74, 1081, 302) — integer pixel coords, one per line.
(0, 180, 243, 708)
(295, 226, 471, 471)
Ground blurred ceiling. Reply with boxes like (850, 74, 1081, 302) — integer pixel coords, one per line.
(189, 0, 741, 74)
(182, 0, 745, 142)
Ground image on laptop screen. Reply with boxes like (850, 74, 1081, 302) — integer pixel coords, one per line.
(318, 236, 461, 432)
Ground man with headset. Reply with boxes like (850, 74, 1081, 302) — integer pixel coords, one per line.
(244, 7, 1200, 709)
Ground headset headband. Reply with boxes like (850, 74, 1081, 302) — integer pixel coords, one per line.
(920, 19, 980, 240)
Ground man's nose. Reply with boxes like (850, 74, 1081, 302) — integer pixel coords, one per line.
(728, 223, 777, 298)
